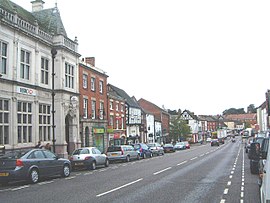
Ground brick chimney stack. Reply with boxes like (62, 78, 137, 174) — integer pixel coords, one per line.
(31, 0, 45, 12)
(85, 57, 95, 66)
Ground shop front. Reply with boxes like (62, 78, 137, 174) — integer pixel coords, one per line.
(93, 127, 105, 153)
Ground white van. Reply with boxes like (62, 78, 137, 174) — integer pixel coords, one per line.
(260, 137, 270, 202)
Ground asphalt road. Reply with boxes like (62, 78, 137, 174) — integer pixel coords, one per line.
(0, 138, 260, 203)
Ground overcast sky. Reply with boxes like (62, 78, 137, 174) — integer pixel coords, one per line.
(12, 0, 270, 115)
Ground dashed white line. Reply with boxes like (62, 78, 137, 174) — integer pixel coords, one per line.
(11, 185, 29, 191)
(224, 188, 229, 195)
(65, 176, 76, 180)
(190, 157, 198, 161)
(38, 181, 54, 185)
(227, 181, 231, 186)
(153, 167, 172, 175)
(177, 160, 187, 166)
(96, 178, 143, 197)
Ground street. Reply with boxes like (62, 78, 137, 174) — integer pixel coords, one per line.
(0, 138, 260, 203)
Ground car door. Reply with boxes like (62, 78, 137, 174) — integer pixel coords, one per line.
(43, 150, 62, 176)
(28, 150, 48, 177)
(92, 148, 103, 165)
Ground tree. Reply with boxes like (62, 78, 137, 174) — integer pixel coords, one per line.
(223, 108, 245, 115)
(247, 104, 257, 113)
(169, 116, 191, 142)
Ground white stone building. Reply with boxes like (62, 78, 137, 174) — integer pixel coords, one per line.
(0, 0, 80, 157)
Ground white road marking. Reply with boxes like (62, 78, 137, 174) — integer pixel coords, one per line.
(84, 172, 93, 175)
(229, 175, 233, 179)
(177, 160, 187, 166)
(224, 188, 229, 194)
(227, 181, 231, 186)
(220, 199, 226, 203)
(190, 157, 198, 161)
(38, 180, 54, 185)
(11, 185, 29, 191)
(153, 167, 172, 175)
(65, 176, 76, 180)
(96, 178, 143, 197)
(241, 192, 244, 198)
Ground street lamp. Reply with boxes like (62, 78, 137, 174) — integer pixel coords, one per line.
(51, 48, 57, 153)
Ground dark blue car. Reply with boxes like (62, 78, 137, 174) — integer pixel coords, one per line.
(133, 143, 152, 159)
(0, 149, 71, 185)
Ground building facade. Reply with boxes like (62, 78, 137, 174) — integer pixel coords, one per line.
(79, 57, 108, 153)
(0, 0, 80, 157)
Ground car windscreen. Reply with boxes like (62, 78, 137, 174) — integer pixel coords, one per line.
(133, 144, 140, 150)
(107, 146, 122, 152)
(147, 144, 155, 147)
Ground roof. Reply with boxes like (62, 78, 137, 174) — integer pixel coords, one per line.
(224, 113, 257, 121)
(107, 84, 141, 109)
(138, 98, 170, 115)
(0, 0, 67, 37)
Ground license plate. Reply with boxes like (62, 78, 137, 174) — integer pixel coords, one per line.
(111, 153, 118, 156)
(75, 163, 83, 166)
(0, 172, 9, 177)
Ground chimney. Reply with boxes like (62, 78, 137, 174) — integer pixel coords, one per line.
(31, 0, 45, 12)
(85, 57, 95, 66)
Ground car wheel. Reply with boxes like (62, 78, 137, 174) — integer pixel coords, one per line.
(143, 153, 146, 159)
(126, 155, 130, 162)
(150, 153, 153, 158)
(29, 168, 39, 184)
(62, 164, 70, 177)
(137, 154, 140, 160)
(105, 159, 109, 167)
(91, 161, 96, 170)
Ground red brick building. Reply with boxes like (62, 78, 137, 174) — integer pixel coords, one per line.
(107, 84, 127, 145)
(138, 98, 170, 143)
(79, 57, 108, 152)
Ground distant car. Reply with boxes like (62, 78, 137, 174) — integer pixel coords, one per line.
(183, 141, 190, 149)
(206, 138, 212, 142)
(173, 142, 186, 150)
(245, 137, 254, 153)
(0, 149, 71, 185)
(133, 143, 153, 158)
(147, 143, 164, 156)
(218, 138, 225, 144)
(211, 139, 220, 146)
(163, 144, 175, 153)
(70, 147, 109, 170)
(106, 145, 140, 162)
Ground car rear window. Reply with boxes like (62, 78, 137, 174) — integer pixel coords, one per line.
(0, 149, 30, 159)
(107, 146, 122, 152)
(72, 148, 90, 155)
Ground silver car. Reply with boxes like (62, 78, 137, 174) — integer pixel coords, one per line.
(70, 147, 109, 170)
(147, 143, 164, 156)
(106, 145, 140, 162)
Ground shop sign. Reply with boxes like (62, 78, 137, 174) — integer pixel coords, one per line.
(17, 86, 36, 96)
(93, 127, 105, 134)
(107, 126, 114, 133)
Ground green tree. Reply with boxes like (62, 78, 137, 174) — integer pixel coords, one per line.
(247, 104, 257, 113)
(170, 116, 191, 141)
(223, 108, 245, 115)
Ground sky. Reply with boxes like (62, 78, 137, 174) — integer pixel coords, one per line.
(11, 0, 270, 115)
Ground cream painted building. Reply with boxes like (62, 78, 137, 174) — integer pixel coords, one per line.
(0, 0, 81, 157)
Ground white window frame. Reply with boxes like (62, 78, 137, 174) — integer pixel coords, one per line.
(38, 104, 51, 141)
(83, 74, 88, 89)
(91, 100, 96, 119)
(0, 41, 7, 75)
(20, 49, 30, 80)
(41, 57, 49, 85)
(90, 77, 96, 91)
(99, 80, 103, 94)
(0, 98, 9, 144)
(17, 101, 32, 143)
(83, 98, 88, 118)
(65, 62, 74, 88)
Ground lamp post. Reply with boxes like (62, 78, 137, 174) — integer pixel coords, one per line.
(51, 48, 57, 153)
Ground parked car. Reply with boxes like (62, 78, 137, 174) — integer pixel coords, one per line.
(206, 137, 212, 142)
(106, 145, 139, 162)
(147, 143, 164, 156)
(245, 137, 254, 153)
(173, 142, 186, 150)
(0, 149, 71, 185)
(70, 147, 109, 170)
(211, 139, 219, 146)
(163, 144, 175, 153)
(183, 141, 190, 149)
(133, 143, 153, 158)
(218, 138, 225, 144)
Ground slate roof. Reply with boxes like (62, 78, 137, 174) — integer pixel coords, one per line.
(108, 84, 141, 109)
(0, 0, 67, 36)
